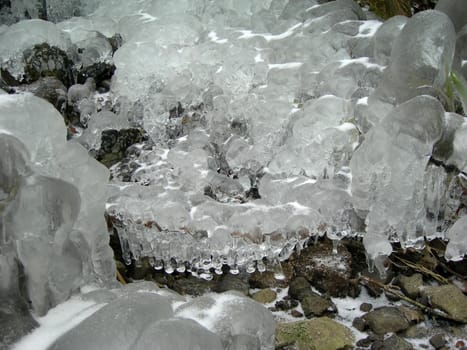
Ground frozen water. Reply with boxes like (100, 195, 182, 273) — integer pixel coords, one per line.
(0, 94, 115, 315)
(134, 318, 224, 350)
(176, 291, 275, 350)
(445, 215, 467, 261)
(351, 95, 445, 266)
(435, 0, 467, 32)
(49, 292, 173, 350)
(380, 10, 456, 104)
(1, 0, 466, 312)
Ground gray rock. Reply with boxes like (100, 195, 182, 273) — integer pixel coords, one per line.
(291, 241, 354, 297)
(49, 293, 173, 350)
(429, 334, 447, 349)
(133, 318, 224, 350)
(420, 284, 467, 323)
(215, 274, 249, 295)
(433, 113, 465, 163)
(397, 273, 424, 299)
(373, 334, 413, 350)
(251, 289, 277, 304)
(363, 307, 410, 335)
(288, 277, 313, 301)
(301, 293, 337, 318)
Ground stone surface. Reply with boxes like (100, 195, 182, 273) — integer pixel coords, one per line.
(276, 317, 354, 350)
(397, 273, 424, 299)
(421, 284, 467, 323)
(291, 241, 354, 297)
(373, 334, 414, 350)
(300, 293, 337, 318)
(363, 307, 410, 335)
(214, 274, 249, 295)
(429, 334, 447, 349)
(252, 289, 277, 304)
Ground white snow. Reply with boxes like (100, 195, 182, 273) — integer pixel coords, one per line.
(12, 298, 106, 350)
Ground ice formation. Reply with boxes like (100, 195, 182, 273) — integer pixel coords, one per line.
(1, 0, 466, 291)
(0, 93, 115, 316)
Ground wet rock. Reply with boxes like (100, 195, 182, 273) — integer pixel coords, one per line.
(429, 334, 447, 349)
(248, 270, 277, 289)
(95, 128, 146, 168)
(0, 294, 38, 350)
(214, 274, 249, 295)
(168, 275, 215, 296)
(19, 76, 67, 113)
(352, 317, 366, 332)
(288, 276, 313, 301)
(396, 273, 424, 299)
(301, 293, 337, 318)
(76, 62, 116, 92)
(371, 334, 413, 350)
(360, 302, 373, 312)
(226, 334, 260, 350)
(251, 288, 277, 304)
(363, 306, 410, 335)
(291, 241, 354, 297)
(290, 310, 303, 318)
(276, 317, 354, 350)
(22, 43, 74, 87)
(275, 298, 299, 311)
(420, 284, 467, 323)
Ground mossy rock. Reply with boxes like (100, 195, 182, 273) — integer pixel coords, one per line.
(276, 317, 355, 350)
(251, 288, 277, 304)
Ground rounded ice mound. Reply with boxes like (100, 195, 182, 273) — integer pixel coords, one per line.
(0, 93, 115, 315)
(176, 291, 276, 350)
(0, 19, 72, 80)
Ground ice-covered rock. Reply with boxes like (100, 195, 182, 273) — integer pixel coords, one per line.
(0, 19, 72, 80)
(176, 291, 275, 350)
(445, 215, 467, 261)
(0, 93, 115, 315)
(446, 119, 467, 172)
(372, 15, 407, 66)
(49, 293, 174, 350)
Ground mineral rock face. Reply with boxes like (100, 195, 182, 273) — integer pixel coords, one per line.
(0, 93, 115, 316)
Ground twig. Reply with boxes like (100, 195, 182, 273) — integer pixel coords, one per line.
(391, 255, 449, 284)
(359, 276, 464, 323)
(116, 268, 127, 285)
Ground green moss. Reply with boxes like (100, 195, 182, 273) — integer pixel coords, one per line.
(276, 317, 354, 350)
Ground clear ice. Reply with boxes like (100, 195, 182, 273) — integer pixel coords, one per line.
(1, 0, 466, 326)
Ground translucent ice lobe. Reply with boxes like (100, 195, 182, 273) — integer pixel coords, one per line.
(0, 94, 114, 315)
(382, 10, 456, 103)
(351, 96, 445, 256)
(445, 215, 467, 261)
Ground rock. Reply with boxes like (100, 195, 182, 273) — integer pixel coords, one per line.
(288, 276, 313, 301)
(290, 310, 303, 318)
(22, 43, 74, 87)
(429, 334, 447, 349)
(300, 293, 337, 318)
(275, 298, 299, 311)
(168, 275, 215, 296)
(226, 334, 260, 350)
(352, 317, 366, 332)
(291, 241, 354, 297)
(360, 303, 373, 312)
(397, 273, 424, 299)
(251, 289, 277, 304)
(372, 334, 413, 350)
(363, 307, 410, 335)
(176, 291, 275, 349)
(248, 271, 278, 289)
(76, 62, 116, 92)
(276, 317, 355, 350)
(95, 128, 146, 168)
(214, 274, 249, 295)
(50, 293, 174, 350)
(19, 76, 67, 114)
(0, 294, 39, 350)
(420, 284, 467, 323)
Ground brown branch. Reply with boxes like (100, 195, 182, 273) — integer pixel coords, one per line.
(359, 276, 464, 323)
